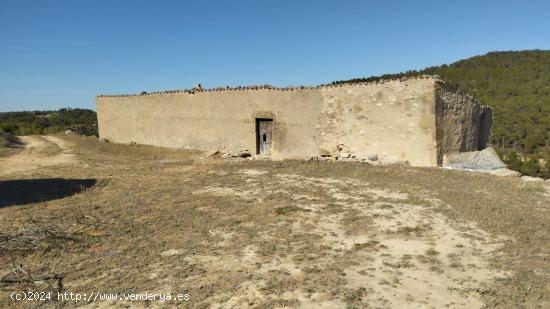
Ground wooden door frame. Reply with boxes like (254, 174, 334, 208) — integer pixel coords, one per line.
(255, 118, 273, 155)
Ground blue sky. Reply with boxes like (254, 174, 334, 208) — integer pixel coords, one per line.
(1, 0, 549, 112)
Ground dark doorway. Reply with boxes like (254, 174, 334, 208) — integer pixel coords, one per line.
(478, 109, 492, 150)
(256, 119, 273, 155)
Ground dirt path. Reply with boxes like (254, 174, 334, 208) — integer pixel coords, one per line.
(186, 170, 508, 308)
(0, 135, 76, 177)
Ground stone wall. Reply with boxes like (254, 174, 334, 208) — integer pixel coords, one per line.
(97, 89, 322, 160)
(96, 76, 492, 167)
(319, 78, 437, 166)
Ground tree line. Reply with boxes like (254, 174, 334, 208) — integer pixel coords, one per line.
(0, 108, 97, 136)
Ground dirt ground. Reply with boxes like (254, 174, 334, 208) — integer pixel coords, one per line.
(0, 135, 549, 308)
(0, 135, 76, 177)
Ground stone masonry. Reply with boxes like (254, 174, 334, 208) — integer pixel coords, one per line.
(96, 76, 492, 167)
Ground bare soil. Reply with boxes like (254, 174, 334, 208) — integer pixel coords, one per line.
(0, 135, 548, 308)
(0, 135, 76, 177)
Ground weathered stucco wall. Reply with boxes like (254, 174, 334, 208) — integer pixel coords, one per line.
(320, 78, 437, 166)
(97, 89, 322, 160)
(434, 81, 491, 165)
(97, 76, 492, 167)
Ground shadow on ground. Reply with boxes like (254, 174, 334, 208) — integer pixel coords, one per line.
(0, 178, 96, 207)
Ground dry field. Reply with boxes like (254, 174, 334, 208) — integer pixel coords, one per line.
(0, 135, 549, 308)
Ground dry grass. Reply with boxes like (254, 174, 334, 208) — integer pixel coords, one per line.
(0, 135, 548, 308)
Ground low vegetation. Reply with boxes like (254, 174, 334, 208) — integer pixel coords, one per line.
(0, 129, 22, 157)
(0, 130, 20, 148)
(0, 108, 97, 136)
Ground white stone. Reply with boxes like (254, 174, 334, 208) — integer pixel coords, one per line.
(489, 168, 521, 177)
(161, 249, 184, 257)
(521, 176, 544, 182)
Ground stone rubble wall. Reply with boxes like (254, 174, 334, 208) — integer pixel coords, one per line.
(97, 76, 490, 167)
(319, 78, 437, 167)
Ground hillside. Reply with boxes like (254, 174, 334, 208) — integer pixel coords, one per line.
(0, 108, 97, 136)
(333, 50, 550, 177)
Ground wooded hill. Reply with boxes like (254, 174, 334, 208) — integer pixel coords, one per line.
(333, 50, 550, 177)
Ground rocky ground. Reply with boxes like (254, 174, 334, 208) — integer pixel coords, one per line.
(0, 135, 549, 308)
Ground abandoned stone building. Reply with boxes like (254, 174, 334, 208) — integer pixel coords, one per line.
(96, 76, 493, 167)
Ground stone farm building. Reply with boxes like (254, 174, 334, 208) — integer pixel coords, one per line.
(96, 76, 492, 167)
